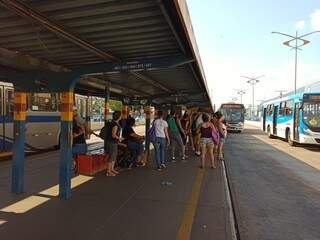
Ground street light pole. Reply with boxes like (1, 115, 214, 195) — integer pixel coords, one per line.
(241, 75, 264, 119)
(294, 31, 298, 94)
(271, 30, 320, 94)
(236, 89, 246, 104)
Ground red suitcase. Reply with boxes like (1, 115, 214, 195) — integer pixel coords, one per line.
(76, 154, 107, 175)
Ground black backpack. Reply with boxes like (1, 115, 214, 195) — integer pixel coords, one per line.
(99, 120, 112, 140)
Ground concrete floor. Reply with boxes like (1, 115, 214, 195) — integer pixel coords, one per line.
(0, 146, 232, 240)
(1, 124, 319, 240)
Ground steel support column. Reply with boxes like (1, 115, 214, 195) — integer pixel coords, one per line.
(144, 103, 152, 161)
(105, 86, 110, 124)
(11, 92, 27, 193)
(59, 92, 74, 199)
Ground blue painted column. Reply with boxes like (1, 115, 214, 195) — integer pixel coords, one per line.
(59, 92, 74, 199)
(11, 92, 27, 193)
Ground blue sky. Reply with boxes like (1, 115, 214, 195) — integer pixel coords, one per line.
(186, 0, 320, 107)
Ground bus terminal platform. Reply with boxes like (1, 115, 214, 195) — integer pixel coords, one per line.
(1, 125, 320, 240)
(0, 147, 233, 240)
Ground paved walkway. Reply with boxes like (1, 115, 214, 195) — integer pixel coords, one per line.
(225, 126, 320, 240)
(0, 148, 232, 240)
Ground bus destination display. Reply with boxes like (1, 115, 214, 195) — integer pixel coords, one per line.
(303, 94, 320, 101)
(221, 104, 243, 109)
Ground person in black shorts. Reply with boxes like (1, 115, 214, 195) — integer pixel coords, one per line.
(104, 111, 123, 176)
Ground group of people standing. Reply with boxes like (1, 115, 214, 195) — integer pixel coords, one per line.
(152, 108, 227, 171)
(73, 106, 227, 176)
(72, 107, 145, 177)
(103, 111, 145, 176)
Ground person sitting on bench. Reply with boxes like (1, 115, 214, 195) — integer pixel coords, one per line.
(123, 116, 145, 167)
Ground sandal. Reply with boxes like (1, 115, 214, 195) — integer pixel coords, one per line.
(106, 172, 116, 177)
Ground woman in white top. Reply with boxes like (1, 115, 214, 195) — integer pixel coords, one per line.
(153, 110, 170, 171)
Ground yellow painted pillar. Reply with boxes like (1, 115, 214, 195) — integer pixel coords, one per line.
(12, 92, 27, 193)
(59, 91, 74, 199)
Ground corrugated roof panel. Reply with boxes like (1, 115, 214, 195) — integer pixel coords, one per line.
(0, 0, 210, 107)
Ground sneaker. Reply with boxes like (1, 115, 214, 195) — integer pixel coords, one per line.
(161, 163, 167, 168)
(181, 156, 187, 162)
(195, 151, 201, 156)
(171, 157, 176, 163)
(157, 167, 162, 171)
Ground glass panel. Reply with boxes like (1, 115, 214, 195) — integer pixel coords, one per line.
(285, 100, 293, 116)
(279, 102, 285, 116)
(81, 99, 86, 119)
(220, 108, 244, 122)
(30, 93, 57, 112)
(303, 102, 320, 129)
(76, 98, 87, 119)
(267, 105, 273, 116)
(5, 89, 14, 117)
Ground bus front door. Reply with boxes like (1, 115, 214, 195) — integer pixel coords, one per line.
(263, 107, 267, 131)
(273, 106, 278, 135)
(293, 103, 300, 141)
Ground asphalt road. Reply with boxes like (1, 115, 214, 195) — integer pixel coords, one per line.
(225, 125, 320, 240)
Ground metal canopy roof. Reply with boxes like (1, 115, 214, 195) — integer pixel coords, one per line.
(0, 0, 211, 107)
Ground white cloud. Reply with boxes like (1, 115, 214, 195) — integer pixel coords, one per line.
(310, 9, 320, 30)
(295, 20, 305, 29)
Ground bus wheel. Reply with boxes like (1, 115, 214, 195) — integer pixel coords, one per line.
(267, 126, 273, 138)
(287, 129, 296, 146)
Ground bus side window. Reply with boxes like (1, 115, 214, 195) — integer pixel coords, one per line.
(285, 100, 293, 116)
(30, 93, 57, 112)
(279, 102, 285, 116)
(267, 105, 273, 116)
(5, 89, 14, 117)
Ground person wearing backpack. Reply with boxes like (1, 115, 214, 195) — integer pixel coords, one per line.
(104, 111, 123, 176)
(167, 109, 186, 162)
(153, 110, 170, 171)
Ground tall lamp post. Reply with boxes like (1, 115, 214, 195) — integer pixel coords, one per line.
(235, 89, 246, 104)
(231, 97, 238, 102)
(241, 75, 264, 119)
(271, 31, 320, 94)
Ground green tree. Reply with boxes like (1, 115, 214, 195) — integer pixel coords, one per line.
(110, 100, 122, 111)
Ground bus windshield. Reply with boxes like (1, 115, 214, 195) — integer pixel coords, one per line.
(220, 108, 244, 123)
(303, 102, 320, 129)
